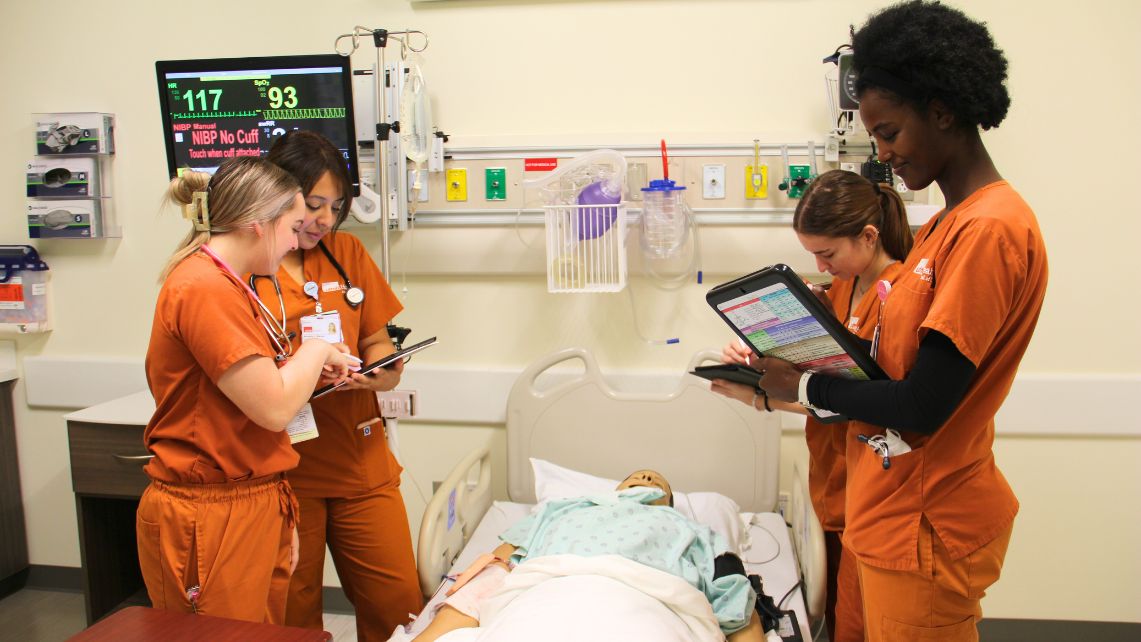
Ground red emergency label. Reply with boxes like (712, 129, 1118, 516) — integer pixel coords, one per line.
(0, 283, 24, 302)
(524, 158, 559, 172)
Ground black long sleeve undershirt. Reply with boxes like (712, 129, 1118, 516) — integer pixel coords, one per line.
(808, 331, 976, 434)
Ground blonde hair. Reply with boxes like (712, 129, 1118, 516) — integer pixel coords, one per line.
(160, 157, 299, 281)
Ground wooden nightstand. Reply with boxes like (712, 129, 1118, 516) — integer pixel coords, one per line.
(65, 391, 155, 624)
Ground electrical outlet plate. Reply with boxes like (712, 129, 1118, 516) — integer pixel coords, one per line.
(377, 389, 418, 419)
(744, 164, 768, 199)
(485, 167, 506, 200)
(789, 164, 811, 198)
(445, 168, 467, 201)
(702, 164, 726, 199)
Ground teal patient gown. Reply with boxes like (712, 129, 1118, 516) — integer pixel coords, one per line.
(500, 487, 756, 635)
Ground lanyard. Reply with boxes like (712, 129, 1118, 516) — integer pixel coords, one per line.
(870, 279, 893, 361)
(200, 245, 293, 362)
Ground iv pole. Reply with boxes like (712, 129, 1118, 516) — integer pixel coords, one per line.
(335, 27, 428, 279)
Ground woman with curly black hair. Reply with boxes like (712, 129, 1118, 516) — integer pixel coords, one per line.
(754, 2, 1049, 639)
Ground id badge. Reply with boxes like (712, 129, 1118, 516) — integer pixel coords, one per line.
(286, 403, 319, 444)
(300, 311, 343, 344)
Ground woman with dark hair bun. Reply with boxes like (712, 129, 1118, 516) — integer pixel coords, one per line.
(252, 130, 422, 639)
(713, 169, 911, 642)
(754, 2, 1049, 639)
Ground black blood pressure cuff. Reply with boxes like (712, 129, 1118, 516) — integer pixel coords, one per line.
(713, 552, 747, 579)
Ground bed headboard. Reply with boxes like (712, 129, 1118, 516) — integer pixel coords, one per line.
(506, 348, 782, 513)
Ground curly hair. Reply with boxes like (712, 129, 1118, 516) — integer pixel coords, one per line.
(851, 0, 1010, 130)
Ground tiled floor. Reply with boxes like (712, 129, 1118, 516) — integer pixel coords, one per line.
(0, 588, 359, 642)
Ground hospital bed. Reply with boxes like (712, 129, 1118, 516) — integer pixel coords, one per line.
(402, 348, 826, 641)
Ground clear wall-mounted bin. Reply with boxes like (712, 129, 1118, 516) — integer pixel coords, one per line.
(0, 246, 51, 333)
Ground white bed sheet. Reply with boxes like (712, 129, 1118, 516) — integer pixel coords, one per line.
(408, 501, 808, 638)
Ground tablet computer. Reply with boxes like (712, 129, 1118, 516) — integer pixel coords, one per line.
(689, 364, 764, 389)
(311, 336, 437, 399)
(706, 264, 886, 382)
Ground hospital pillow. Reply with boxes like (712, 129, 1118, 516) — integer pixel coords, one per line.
(530, 458, 747, 555)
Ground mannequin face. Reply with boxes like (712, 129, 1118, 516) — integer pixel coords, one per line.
(797, 225, 879, 281)
(616, 469, 673, 507)
(298, 171, 344, 250)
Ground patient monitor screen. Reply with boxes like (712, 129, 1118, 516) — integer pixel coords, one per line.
(716, 282, 872, 380)
(156, 54, 359, 192)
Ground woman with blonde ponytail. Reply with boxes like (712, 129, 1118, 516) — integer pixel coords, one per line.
(138, 156, 355, 624)
(712, 169, 912, 642)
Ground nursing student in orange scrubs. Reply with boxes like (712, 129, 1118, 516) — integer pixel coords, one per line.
(712, 170, 912, 642)
(139, 157, 354, 623)
(755, 2, 1049, 640)
(253, 131, 422, 640)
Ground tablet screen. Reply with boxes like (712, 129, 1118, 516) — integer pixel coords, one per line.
(714, 281, 872, 380)
(310, 336, 437, 399)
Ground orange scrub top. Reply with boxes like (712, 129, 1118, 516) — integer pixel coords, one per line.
(252, 231, 404, 497)
(144, 251, 299, 483)
(805, 263, 904, 532)
(844, 181, 1048, 570)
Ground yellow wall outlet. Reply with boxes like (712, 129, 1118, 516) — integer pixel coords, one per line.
(745, 164, 768, 199)
(446, 168, 468, 201)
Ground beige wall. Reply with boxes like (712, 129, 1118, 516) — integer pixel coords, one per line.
(1, 0, 1138, 623)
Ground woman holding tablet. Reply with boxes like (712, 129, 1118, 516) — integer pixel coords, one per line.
(712, 169, 911, 642)
(139, 157, 353, 623)
(253, 131, 422, 639)
(755, 2, 1049, 639)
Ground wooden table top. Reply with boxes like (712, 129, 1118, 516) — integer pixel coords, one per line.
(66, 606, 333, 641)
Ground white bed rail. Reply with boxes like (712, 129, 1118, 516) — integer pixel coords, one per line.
(416, 446, 494, 598)
(789, 459, 826, 623)
(506, 347, 783, 513)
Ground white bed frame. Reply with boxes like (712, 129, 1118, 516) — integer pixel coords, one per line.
(415, 347, 826, 623)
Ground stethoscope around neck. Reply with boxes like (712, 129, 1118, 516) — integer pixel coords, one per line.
(247, 240, 364, 328)
(316, 240, 365, 307)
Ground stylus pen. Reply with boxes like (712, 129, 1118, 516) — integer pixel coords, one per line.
(344, 354, 363, 372)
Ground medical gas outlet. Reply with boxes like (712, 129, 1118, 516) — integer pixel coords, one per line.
(485, 167, 506, 200)
(702, 164, 726, 200)
(446, 168, 468, 201)
(744, 164, 768, 199)
(778, 165, 812, 199)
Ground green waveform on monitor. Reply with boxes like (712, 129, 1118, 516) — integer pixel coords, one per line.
(172, 111, 259, 119)
(262, 108, 346, 120)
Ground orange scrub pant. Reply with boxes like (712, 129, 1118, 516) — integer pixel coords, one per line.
(135, 476, 297, 624)
(286, 482, 423, 640)
(825, 530, 864, 642)
(857, 517, 1013, 641)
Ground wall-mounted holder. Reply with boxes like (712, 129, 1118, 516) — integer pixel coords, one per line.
(0, 246, 51, 333)
(27, 112, 119, 239)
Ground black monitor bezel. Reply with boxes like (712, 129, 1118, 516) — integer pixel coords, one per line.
(155, 53, 359, 195)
